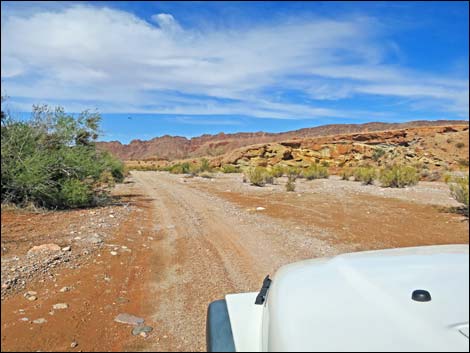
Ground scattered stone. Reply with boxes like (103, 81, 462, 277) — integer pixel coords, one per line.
(86, 235, 103, 244)
(59, 286, 71, 293)
(70, 341, 78, 348)
(62, 246, 71, 252)
(52, 303, 69, 310)
(131, 325, 153, 336)
(256, 207, 266, 211)
(109, 214, 115, 218)
(33, 318, 47, 324)
(110, 251, 118, 256)
(27, 244, 61, 256)
(114, 313, 144, 326)
(19, 317, 29, 322)
(24, 291, 37, 301)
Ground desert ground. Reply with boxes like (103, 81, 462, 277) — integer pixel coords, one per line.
(1, 171, 468, 352)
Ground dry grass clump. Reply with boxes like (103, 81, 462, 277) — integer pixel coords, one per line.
(379, 165, 419, 188)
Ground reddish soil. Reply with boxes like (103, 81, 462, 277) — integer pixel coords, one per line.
(1, 171, 468, 352)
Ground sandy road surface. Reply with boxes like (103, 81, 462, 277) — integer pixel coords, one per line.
(1, 171, 467, 352)
(131, 171, 339, 351)
(130, 171, 468, 352)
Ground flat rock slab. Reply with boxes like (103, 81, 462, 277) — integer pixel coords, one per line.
(27, 243, 61, 255)
(114, 313, 144, 326)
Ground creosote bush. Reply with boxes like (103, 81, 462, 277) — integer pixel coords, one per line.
(221, 164, 239, 173)
(353, 167, 376, 185)
(379, 165, 419, 188)
(1, 105, 124, 209)
(245, 167, 273, 186)
(447, 174, 469, 215)
(270, 165, 285, 178)
(302, 164, 329, 180)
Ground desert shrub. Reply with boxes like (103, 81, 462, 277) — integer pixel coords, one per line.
(320, 160, 330, 167)
(302, 164, 329, 180)
(341, 168, 353, 180)
(170, 162, 191, 174)
(264, 172, 274, 184)
(372, 148, 386, 161)
(447, 174, 469, 215)
(379, 165, 419, 188)
(59, 178, 93, 208)
(285, 166, 302, 179)
(456, 142, 465, 149)
(1, 105, 124, 209)
(199, 158, 212, 172)
(353, 167, 376, 185)
(221, 164, 239, 173)
(245, 167, 272, 186)
(270, 165, 285, 177)
(169, 164, 184, 174)
(285, 176, 296, 192)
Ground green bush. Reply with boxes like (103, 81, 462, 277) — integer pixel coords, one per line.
(221, 164, 239, 173)
(199, 158, 212, 172)
(353, 167, 376, 185)
(372, 148, 386, 161)
(447, 174, 469, 215)
(379, 165, 419, 188)
(1, 105, 124, 209)
(270, 165, 285, 177)
(245, 167, 272, 186)
(302, 164, 329, 180)
(169, 162, 191, 174)
(285, 166, 302, 179)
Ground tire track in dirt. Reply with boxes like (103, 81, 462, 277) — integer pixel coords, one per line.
(131, 171, 334, 351)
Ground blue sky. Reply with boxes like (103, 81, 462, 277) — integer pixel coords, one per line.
(1, 1, 468, 143)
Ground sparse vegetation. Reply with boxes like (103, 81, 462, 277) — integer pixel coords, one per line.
(456, 142, 465, 149)
(341, 168, 353, 181)
(285, 176, 296, 192)
(372, 148, 386, 161)
(447, 174, 469, 215)
(245, 166, 273, 186)
(379, 165, 419, 188)
(270, 165, 285, 177)
(285, 166, 302, 179)
(353, 167, 376, 185)
(302, 164, 329, 180)
(1, 105, 124, 209)
(221, 164, 239, 173)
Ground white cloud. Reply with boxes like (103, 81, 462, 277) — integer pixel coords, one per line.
(1, 4, 468, 119)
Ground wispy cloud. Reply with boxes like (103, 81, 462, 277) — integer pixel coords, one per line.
(1, 3, 468, 119)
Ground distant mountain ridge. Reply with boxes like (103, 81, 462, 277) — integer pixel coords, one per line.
(97, 120, 469, 160)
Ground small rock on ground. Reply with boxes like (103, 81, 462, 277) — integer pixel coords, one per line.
(52, 303, 69, 310)
(33, 318, 47, 324)
(132, 325, 153, 336)
(114, 313, 144, 326)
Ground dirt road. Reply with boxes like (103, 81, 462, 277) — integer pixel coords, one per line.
(1, 171, 468, 352)
(130, 171, 468, 351)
